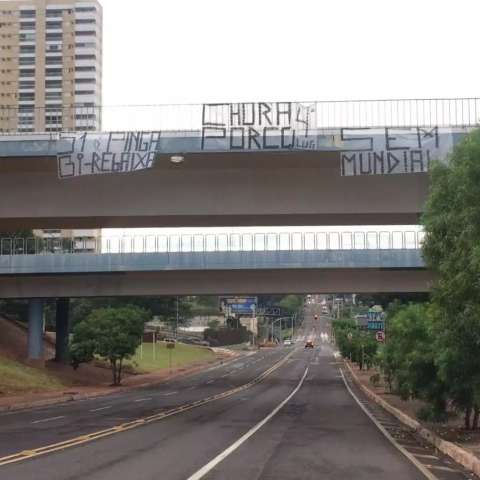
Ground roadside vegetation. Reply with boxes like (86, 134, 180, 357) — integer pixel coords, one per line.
(336, 129, 480, 430)
(128, 342, 214, 372)
(70, 305, 149, 385)
(0, 355, 66, 395)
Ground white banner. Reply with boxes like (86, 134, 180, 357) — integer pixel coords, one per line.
(201, 102, 317, 151)
(339, 127, 453, 176)
(57, 131, 161, 178)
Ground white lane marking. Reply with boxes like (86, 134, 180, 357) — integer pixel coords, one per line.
(163, 391, 178, 396)
(89, 405, 112, 412)
(206, 379, 215, 385)
(339, 370, 438, 480)
(32, 415, 65, 425)
(186, 386, 196, 390)
(134, 397, 152, 403)
(186, 367, 309, 480)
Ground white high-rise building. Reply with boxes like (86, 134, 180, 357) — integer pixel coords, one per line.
(0, 0, 102, 133)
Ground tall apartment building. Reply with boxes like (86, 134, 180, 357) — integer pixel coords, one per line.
(0, 0, 102, 133)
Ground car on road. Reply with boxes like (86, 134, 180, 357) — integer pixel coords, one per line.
(283, 339, 292, 346)
(305, 340, 314, 348)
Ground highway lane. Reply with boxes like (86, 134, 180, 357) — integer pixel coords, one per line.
(0, 346, 289, 458)
(0, 314, 438, 480)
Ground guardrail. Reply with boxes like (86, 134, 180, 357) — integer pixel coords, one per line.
(1, 97, 478, 133)
(0, 231, 425, 256)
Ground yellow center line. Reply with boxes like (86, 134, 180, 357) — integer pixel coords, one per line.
(0, 349, 296, 468)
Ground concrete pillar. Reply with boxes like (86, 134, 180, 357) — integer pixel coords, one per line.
(55, 298, 70, 363)
(28, 299, 44, 360)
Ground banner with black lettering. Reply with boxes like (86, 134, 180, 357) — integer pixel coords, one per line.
(339, 127, 453, 176)
(201, 102, 317, 151)
(57, 131, 161, 178)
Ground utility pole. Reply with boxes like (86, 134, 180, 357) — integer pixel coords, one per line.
(176, 296, 179, 339)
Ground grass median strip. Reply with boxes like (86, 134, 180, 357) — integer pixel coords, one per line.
(0, 349, 296, 468)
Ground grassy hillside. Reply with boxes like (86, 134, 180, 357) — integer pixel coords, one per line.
(0, 355, 66, 395)
(129, 342, 215, 372)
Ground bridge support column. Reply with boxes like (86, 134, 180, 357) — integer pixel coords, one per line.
(27, 299, 44, 361)
(55, 298, 70, 363)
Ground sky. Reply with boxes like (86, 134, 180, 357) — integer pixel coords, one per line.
(100, 0, 480, 106)
(98, 0, 477, 237)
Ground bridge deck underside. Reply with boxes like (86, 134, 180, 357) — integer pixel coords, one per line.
(0, 151, 427, 229)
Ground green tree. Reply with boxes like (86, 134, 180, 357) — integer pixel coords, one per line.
(279, 295, 304, 314)
(379, 303, 448, 419)
(422, 128, 480, 428)
(69, 296, 191, 329)
(70, 305, 149, 385)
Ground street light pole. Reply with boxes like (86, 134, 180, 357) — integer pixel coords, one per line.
(176, 296, 179, 339)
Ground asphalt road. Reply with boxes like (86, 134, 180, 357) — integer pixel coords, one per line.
(0, 307, 470, 480)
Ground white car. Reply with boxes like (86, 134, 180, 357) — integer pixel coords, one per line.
(283, 339, 292, 346)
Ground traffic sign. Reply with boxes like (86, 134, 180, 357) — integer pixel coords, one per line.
(367, 320, 385, 331)
(376, 331, 385, 342)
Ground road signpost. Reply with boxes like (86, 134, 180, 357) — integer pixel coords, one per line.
(166, 339, 175, 373)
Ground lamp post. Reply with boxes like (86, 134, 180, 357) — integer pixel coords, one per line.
(271, 317, 285, 343)
(176, 296, 179, 339)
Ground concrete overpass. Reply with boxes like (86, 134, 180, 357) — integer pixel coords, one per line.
(0, 230, 430, 360)
(0, 249, 430, 298)
(0, 98, 477, 230)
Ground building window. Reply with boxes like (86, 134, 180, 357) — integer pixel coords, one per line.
(47, 44, 61, 52)
(19, 92, 35, 101)
(46, 32, 63, 41)
(46, 80, 62, 89)
(46, 91, 62, 99)
(18, 105, 34, 113)
(45, 115, 62, 123)
(76, 113, 96, 120)
(46, 68, 62, 76)
(46, 56, 62, 65)
(75, 90, 95, 95)
(76, 19, 96, 24)
(75, 7, 97, 12)
(20, 21, 36, 30)
(18, 117, 34, 125)
(75, 66, 96, 72)
(19, 69, 35, 77)
(75, 42, 96, 48)
(20, 45, 35, 53)
(75, 54, 96, 60)
(75, 31, 96, 36)
(19, 33, 36, 41)
(75, 78, 95, 84)
(46, 9, 63, 17)
(19, 80, 35, 89)
(19, 57, 35, 65)
(20, 10, 36, 18)
(46, 21, 62, 29)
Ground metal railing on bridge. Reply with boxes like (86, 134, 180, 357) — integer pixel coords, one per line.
(0, 230, 425, 256)
(1, 97, 478, 134)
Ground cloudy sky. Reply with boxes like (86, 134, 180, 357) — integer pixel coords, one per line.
(100, 0, 479, 107)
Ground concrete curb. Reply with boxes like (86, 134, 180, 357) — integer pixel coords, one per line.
(344, 361, 480, 477)
(0, 352, 242, 414)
